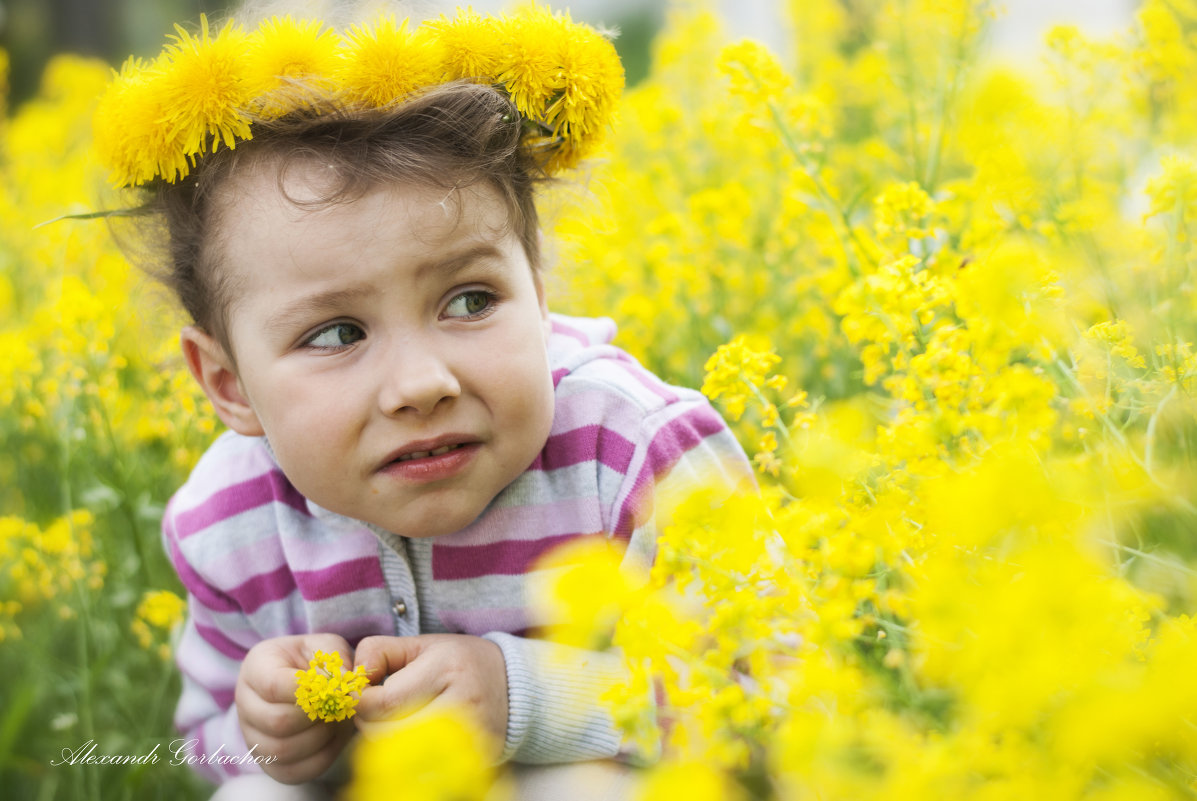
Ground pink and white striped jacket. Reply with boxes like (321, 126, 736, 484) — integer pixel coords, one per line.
(163, 314, 751, 784)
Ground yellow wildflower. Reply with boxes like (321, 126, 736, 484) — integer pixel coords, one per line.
(718, 39, 792, 103)
(1145, 154, 1197, 224)
(637, 759, 745, 801)
(531, 536, 647, 649)
(1085, 320, 1147, 369)
(701, 335, 781, 421)
(294, 650, 370, 722)
(345, 709, 498, 801)
(138, 590, 186, 628)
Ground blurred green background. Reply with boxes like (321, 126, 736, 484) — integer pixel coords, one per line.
(0, 0, 665, 107)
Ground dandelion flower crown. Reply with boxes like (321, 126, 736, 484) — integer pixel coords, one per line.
(93, 5, 624, 188)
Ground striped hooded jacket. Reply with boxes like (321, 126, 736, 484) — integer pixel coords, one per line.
(164, 314, 752, 783)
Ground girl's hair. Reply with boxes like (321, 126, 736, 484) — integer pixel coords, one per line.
(134, 80, 548, 350)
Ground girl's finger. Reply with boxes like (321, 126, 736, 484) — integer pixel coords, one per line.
(241, 716, 347, 766)
(242, 723, 356, 785)
(352, 635, 426, 684)
(354, 659, 445, 731)
(236, 685, 314, 739)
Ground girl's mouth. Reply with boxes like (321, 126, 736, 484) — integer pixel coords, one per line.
(394, 443, 467, 462)
(380, 442, 481, 483)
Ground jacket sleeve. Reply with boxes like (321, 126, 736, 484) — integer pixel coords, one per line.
(486, 395, 753, 765)
(163, 502, 265, 783)
(483, 632, 628, 763)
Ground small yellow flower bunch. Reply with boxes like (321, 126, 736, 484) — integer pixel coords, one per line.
(92, 5, 624, 187)
(294, 650, 371, 723)
(131, 589, 186, 660)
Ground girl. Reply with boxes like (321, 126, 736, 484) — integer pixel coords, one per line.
(95, 5, 752, 798)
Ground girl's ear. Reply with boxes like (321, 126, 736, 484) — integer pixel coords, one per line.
(180, 326, 265, 437)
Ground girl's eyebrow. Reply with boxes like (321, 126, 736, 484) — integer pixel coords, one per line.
(266, 245, 508, 333)
(415, 243, 506, 281)
(266, 286, 376, 333)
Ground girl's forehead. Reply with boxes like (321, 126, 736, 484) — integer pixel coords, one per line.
(212, 162, 515, 273)
(216, 155, 347, 213)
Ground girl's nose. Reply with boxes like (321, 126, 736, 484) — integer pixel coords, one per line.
(377, 341, 461, 417)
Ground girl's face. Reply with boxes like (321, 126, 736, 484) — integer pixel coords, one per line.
(183, 162, 555, 538)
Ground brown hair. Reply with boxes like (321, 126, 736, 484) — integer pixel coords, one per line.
(132, 80, 549, 350)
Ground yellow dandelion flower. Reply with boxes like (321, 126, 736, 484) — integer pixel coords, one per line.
(157, 15, 254, 157)
(338, 17, 445, 108)
(496, 6, 567, 120)
(92, 56, 190, 186)
(427, 9, 506, 81)
(541, 20, 623, 170)
(244, 16, 342, 117)
(294, 650, 370, 722)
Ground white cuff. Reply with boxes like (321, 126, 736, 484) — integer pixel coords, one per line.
(483, 632, 625, 764)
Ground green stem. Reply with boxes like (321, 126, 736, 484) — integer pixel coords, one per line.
(1097, 538, 1197, 578)
(763, 97, 874, 276)
(1144, 382, 1177, 479)
(923, 12, 974, 191)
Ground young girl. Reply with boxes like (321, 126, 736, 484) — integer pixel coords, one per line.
(95, 5, 751, 797)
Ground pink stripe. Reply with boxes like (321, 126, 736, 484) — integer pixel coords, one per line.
(551, 318, 592, 346)
(432, 533, 583, 580)
(437, 606, 529, 636)
(224, 555, 386, 613)
(295, 556, 387, 600)
(194, 620, 248, 662)
(198, 535, 287, 589)
(177, 631, 244, 693)
(175, 471, 310, 539)
(192, 728, 205, 757)
(614, 406, 728, 540)
(552, 367, 570, 387)
(288, 528, 382, 572)
(190, 728, 209, 780)
(527, 425, 636, 473)
(167, 533, 239, 613)
(225, 562, 296, 613)
(210, 687, 235, 710)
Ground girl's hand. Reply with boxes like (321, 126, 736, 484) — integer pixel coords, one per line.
(234, 634, 357, 784)
(352, 634, 509, 759)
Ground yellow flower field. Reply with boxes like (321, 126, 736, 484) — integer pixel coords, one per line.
(2, 1, 1197, 798)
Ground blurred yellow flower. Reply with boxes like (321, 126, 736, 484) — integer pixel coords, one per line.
(345, 709, 499, 801)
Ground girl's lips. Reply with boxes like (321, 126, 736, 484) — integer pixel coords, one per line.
(377, 442, 480, 483)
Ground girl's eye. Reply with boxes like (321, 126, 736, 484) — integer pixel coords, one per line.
(306, 323, 364, 349)
(443, 290, 497, 319)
